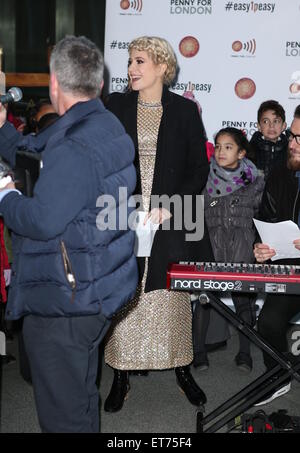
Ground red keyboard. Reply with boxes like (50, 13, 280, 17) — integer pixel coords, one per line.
(167, 262, 300, 295)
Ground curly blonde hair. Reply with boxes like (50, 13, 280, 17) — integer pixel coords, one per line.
(128, 36, 177, 86)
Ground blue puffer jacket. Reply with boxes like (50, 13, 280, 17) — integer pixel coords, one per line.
(0, 99, 138, 320)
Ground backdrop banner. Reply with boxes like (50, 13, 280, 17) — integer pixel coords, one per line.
(104, 0, 300, 141)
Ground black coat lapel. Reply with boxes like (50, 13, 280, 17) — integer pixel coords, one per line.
(150, 86, 171, 197)
(122, 92, 142, 195)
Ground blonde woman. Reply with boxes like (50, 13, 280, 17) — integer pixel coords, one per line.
(104, 36, 213, 412)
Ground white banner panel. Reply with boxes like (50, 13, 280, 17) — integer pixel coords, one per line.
(104, 0, 300, 141)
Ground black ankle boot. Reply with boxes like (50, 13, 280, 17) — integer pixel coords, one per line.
(104, 369, 130, 413)
(129, 370, 149, 376)
(175, 366, 207, 406)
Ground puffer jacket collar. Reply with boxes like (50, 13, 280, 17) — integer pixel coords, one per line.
(19, 98, 104, 153)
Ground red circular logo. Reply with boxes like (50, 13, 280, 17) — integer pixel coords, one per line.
(120, 0, 130, 10)
(235, 78, 256, 99)
(232, 41, 243, 52)
(179, 36, 200, 58)
(290, 83, 300, 94)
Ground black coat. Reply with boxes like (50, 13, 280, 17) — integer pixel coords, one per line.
(249, 131, 288, 180)
(259, 163, 300, 224)
(258, 162, 300, 265)
(106, 87, 214, 291)
(204, 175, 265, 264)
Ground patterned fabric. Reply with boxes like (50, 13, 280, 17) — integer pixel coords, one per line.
(137, 98, 162, 212)
(206, 156, 258, 198)
(104, 98, 193, 370)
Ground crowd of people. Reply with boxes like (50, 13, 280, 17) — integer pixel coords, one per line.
(0, 34, 300, 432)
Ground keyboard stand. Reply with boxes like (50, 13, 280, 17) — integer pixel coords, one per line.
(196, 291, 300, 433)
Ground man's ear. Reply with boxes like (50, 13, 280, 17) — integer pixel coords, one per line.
(50, 72, 58, 98)
(282, 121, 287, 132)
(257, 123, 262, 133)
(100, 80, 104, 95)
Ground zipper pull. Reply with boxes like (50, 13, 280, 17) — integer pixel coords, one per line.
(67, 273, 76, 289)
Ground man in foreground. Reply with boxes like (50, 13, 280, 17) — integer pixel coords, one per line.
(0, 35, 138, 432)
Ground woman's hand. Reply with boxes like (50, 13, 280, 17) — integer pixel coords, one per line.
(293, 238, 300, 251)
(144, 208, 172, 225)
(253, 243, 276, 263)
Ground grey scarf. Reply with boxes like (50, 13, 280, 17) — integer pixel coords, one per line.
(206, 156, 258, 198)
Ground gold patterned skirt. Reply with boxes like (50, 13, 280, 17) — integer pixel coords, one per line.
(104, 260, 193, 370)
(104, 98, 193, 370)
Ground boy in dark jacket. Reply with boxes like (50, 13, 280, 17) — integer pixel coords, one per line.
(249, 100, 287, 180)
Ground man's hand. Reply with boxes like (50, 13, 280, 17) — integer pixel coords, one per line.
(0, 101, 7, 128)
(144, 208, 172, 225)
(293, 238, 300, 251)
(0, 178, 15, 191)
(254, 242, 276, 263)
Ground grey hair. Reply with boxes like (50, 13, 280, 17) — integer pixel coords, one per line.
(50, 35, 104, 98)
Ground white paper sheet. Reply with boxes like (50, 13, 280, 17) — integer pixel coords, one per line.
(253, 219, 300, 261)
(131, 211, 160, 257)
